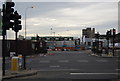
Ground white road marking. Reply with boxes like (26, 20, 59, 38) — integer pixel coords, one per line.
(49, 65, 60, 68)
(115, 69, 120, 71)
(70, 73, 119, 75)
(116, 60, 120, 62)
(59, 60, 69, 63)
(77, 60, 88, 62)
(39, 60, 50, 63)
(96, 59, 108, 62)
(38, 69, 80, 71)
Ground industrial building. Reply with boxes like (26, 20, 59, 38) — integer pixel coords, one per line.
(82, 28, 95, 38)
(82, 28, 96, 48)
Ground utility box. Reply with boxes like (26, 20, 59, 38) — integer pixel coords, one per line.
(18, 55, 23, 69)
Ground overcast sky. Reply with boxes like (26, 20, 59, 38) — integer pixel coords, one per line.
(0, 0, 119, 39)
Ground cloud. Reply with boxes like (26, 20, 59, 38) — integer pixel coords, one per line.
(12, 0, 119, 2)
(13, 2, 118, 38)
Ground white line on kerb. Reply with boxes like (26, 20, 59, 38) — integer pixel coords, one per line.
(70, 73, 119, 75)
(115, 69, 120, 71)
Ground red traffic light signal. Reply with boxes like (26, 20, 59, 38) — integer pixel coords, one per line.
(113, 29, 116, 33)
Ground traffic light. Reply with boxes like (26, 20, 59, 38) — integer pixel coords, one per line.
(36, 34, 39, 40)
(13, 11, 22, 32)
(113, 28, 116, 38)
(106, 31, 109, 40)
(106, 30, 112, 40)
(109, 30, 112, 36)
(5, 2, 15, 30)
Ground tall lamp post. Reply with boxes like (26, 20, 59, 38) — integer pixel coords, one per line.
(23, 6, 34, 70)
(25, 6, 34, 39)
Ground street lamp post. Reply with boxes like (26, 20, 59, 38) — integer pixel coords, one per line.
(53, 32, 55, 37)
(23, 6, 34, 70)
(50, 28, 53, 36)
(25, 6, 34, 39)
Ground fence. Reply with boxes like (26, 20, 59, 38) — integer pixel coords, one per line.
(5, 40, 47, 57)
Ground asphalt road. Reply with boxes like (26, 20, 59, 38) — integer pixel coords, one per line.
(19, 50, 119, 80)
(4, 50, 119, 80)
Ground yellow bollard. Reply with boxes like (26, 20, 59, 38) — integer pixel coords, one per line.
(11, 57, 19, 72)
(108, 53, 113, 56)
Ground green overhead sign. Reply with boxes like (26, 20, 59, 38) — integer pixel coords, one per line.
(31, 36, 74, 41)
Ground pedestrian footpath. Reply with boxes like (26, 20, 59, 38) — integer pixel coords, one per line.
(90, 53, 120, 58)
(2, 69, 38, 79)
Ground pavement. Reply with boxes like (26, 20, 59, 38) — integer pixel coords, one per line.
(90, 53, 120, 58)
(2, 69, 38, 79)
(3, 53, 49, 79)
(83, 49, 119, 58)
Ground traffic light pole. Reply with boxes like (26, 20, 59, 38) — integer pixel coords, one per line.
(112, 36, 115, 56)
(2, 33, 6, 76)
(2, 1, 22, 75)
(107, 39, 109, 55)
(23, 54, 26, 69)
(15, 32, 18, 56)
(112, 28, 116, 56)
(2, 4, 6, 76)
(97, 38, 99, 55)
